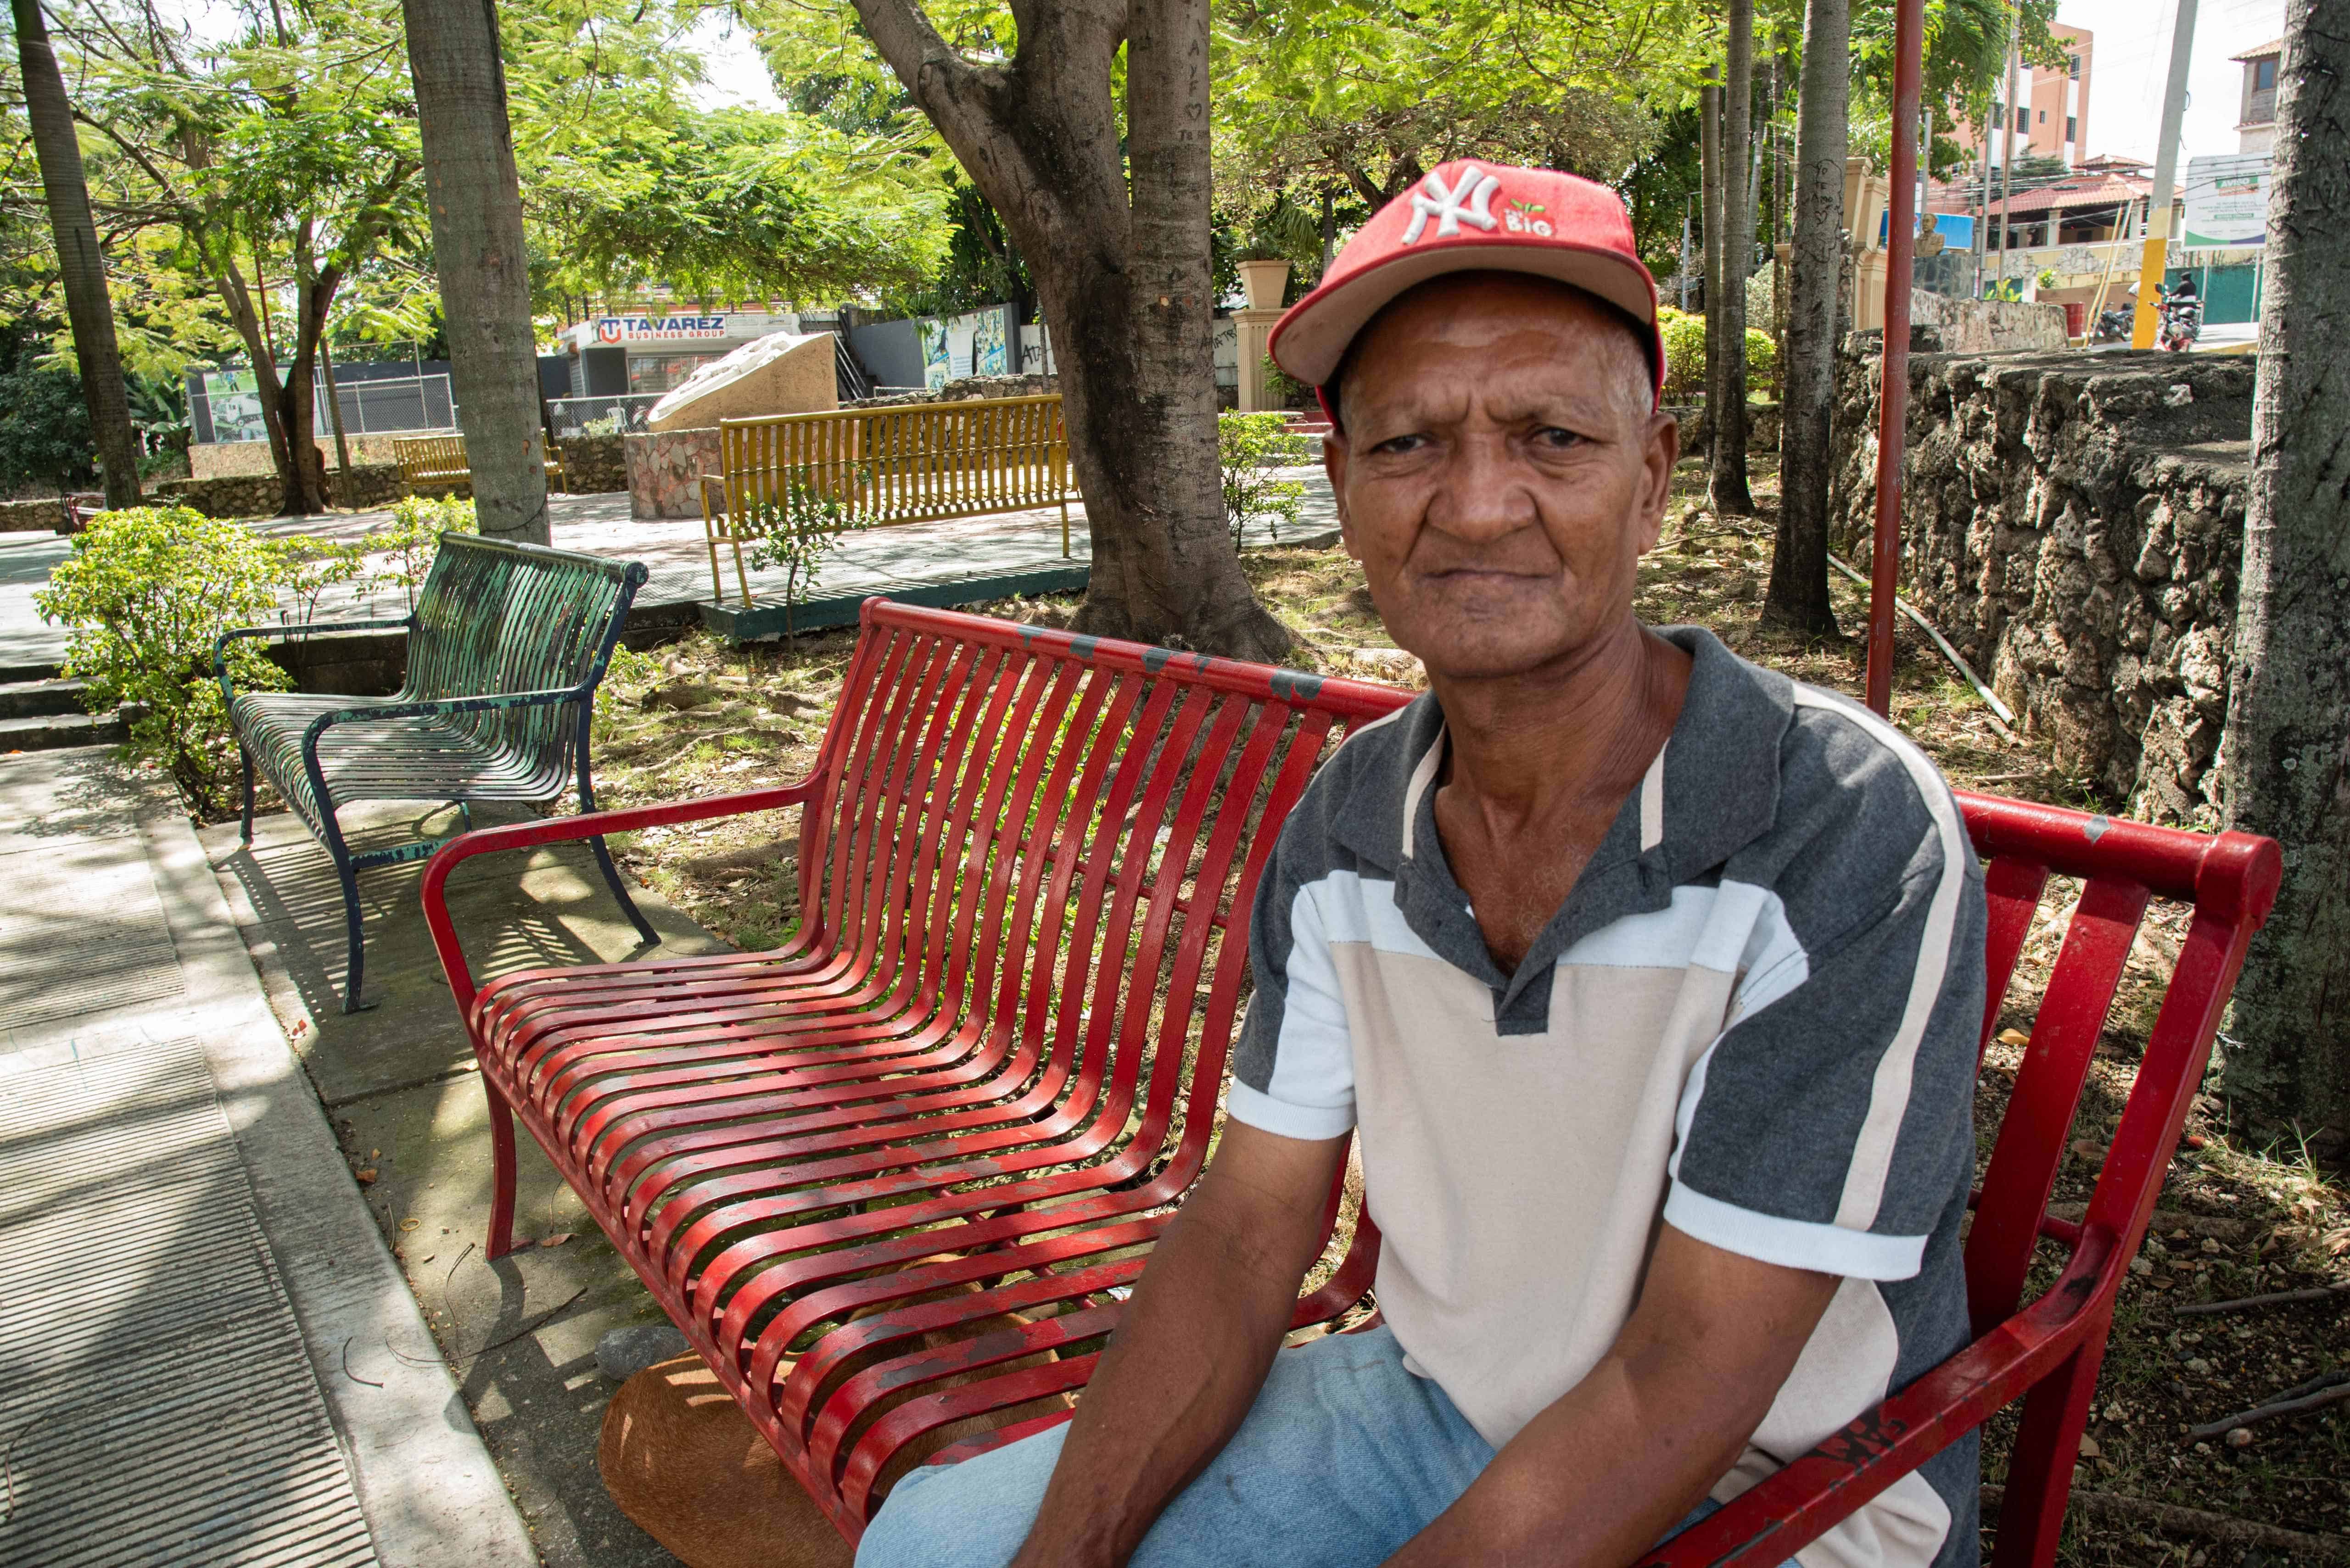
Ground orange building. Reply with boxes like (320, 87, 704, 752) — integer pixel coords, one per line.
(1952, 23, 2093, 170)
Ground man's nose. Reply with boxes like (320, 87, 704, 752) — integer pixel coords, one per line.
(1423, 436, 1540, 544)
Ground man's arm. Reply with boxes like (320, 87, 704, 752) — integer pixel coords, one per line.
(1382, 1224, 1840, 1568)
(1007, 1121, 1347, 1568)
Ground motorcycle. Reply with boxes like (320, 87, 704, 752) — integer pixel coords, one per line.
(2156, 287, 2203, 353)
(2093, 307, 2134, 344)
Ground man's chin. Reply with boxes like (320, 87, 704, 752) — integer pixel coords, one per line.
(1398, 625, 1585, 683)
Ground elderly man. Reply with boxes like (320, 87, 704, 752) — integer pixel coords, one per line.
(857, 163, 1985, 1568)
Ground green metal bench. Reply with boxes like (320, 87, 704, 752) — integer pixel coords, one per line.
(216, 533, 658, 1013)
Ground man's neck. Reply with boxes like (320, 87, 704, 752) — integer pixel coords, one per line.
(1428, 618, 1692, 826)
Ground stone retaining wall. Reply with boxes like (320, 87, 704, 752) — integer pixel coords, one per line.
(1832, 335, 2254, 823)
(0, 497, 68, 532)
(152, 463, 407, 519)
(848, 373, 1060, 409)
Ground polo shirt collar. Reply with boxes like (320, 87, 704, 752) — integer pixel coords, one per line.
(1327, 627, 1795, 1003)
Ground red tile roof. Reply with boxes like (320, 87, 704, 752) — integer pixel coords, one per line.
(2232, 38, 2284, 61)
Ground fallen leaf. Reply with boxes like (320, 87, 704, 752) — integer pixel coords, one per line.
(2077, 1435, 2102, 1458)
(2184, 1134, 2207, 1149)
(2071, 1138, 2105, 1161)
(1997, 1027, 2030, 1047)
(370, 1148, 380, 1159)
(539, 1233, 574, 1249)
(355, 1167, 378, 1184)
(2225, 1427, 2254, 1449)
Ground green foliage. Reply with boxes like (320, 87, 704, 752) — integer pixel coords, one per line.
(1656, 307, 1707, 403)
(0, 357, 94, 494)
(1260, 354, 1313, 410)
(368, 495, 478, 610)
(33, 506, 291, 814)
(1656, 307, 1776, 404)
(1218, 413, 1308, 551)
(744, 477, 873, 638)
(272, 533, 368, 625)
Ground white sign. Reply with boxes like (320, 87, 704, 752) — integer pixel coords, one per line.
(576, 311, 786, 348)
(2182, 155, 2272, 248)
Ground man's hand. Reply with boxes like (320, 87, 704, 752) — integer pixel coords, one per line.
(1381, 1225, 1840, 1568)
(1006, 1122, 1348, 1568)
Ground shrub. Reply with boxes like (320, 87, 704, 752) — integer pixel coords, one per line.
(368, 493, 477, 609)
(1218, 412, 1308, 550)
(33, 505, 291, 815)
(744, 475, 871, 639)
(1259, 353, 1312, 410)
(1655, 307, 1779, 403)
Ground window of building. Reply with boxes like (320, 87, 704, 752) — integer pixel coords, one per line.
(627, 352, 719, 394)
(2068, 53, 2081, 79)
(2067, 115, 2078, 142)
(2017, 105, 2030, 132)
(2255, 58, 2277, 90)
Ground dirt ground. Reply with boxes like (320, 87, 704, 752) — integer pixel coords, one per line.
(580, 455, 2348, 1566)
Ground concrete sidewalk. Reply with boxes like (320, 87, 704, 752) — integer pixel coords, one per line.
(0, 746, 535, 1568)
(201, 799, 736, 1568)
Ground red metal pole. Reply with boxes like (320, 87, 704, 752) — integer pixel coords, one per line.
(1865, 0, 1927, 716)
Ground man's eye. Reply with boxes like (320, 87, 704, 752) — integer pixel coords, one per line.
(1371, 432, 1428, 456)
(1533, 426, 1585, 448)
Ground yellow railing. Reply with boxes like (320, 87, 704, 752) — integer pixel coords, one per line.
(699, 394, 1073, 608)
(393, 434, 565, 497)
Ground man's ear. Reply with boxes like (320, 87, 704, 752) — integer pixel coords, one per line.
(1632, 410, 1680, 554)
(1323, 432, 1360, 559)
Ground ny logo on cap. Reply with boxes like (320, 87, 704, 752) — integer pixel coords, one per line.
(1401, 166, 1500, 244)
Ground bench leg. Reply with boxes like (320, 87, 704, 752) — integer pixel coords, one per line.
(239, 747, 256, 843)
(315, 809, 376, 1015)
(577, 763, 660, 950)
(484, 1076, 520, 1260)
(1989, 1316, 2110, 1568)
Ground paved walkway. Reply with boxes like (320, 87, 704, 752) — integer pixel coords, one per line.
(0, 746, 535, 1567)
(201, 797, 736, 1568)
(1, 471, 1341, 671)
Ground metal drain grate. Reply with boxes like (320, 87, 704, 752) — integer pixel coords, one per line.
(0, 1040, 377, 1567)
(0, 843, 183, 1031)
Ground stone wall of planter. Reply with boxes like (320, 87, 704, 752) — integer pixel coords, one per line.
(624, 428, 721, 519)
(1831, 334, 2254, 823)
(152, 463, 406, 518)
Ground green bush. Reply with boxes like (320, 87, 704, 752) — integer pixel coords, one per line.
(1656, 306, 1779, 403)
(1218, 412, 1308, 550)
(34, 505, 291, 815)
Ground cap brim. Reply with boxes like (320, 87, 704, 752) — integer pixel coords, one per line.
(1270, 244, 1660, 388)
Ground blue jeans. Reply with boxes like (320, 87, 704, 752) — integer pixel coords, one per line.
(855, 1324, 1785, 1568)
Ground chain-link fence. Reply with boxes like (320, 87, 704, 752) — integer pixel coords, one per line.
(545, 394, 662, 439)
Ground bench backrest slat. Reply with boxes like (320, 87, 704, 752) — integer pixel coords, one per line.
(400, 534, 644, 772)
(783, 605, 1395, 1235)
(716, 396, 1070, 530)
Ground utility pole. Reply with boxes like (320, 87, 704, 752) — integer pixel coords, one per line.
(1974, 100, 1993, 296)
(1997, 24, 2020, 295)
(2132, 0, 2200, 348)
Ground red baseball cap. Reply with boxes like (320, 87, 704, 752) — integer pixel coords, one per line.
(1266, 160, 1664, 415)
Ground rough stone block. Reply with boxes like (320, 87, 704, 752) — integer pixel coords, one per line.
(647, 331, 838, 433)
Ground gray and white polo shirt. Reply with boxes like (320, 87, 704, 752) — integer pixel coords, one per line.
(1230, 626, 1986, 1568)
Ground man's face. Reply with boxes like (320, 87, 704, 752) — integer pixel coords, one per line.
(1325, 274, 1679, 682)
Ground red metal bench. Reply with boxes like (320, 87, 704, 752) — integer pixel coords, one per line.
(420, 600, 2279, 1565)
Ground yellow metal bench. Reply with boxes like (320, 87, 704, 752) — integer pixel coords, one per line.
(698, 394, 1073, 608)
(394, 435, 567, 498)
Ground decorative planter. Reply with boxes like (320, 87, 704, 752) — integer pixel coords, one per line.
(1237, 259, 1292, 312)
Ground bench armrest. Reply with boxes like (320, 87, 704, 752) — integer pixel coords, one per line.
(420, 777, 830, 1016)
(1633, 1230, 2124, 1567)
(214, 616, 415, 704)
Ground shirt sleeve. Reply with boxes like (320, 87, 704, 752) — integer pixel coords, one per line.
(1663, 822, 1986, 1282)
(1226, 822, 1358, 1143)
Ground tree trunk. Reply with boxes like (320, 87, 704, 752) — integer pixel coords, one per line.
(1709, 0, 1756, 515)
(1701, 72, 1722, 441)
(12, 0, 141, 508)
(847, 0, 1288, 659)
(403, 0, 551, 545)
(1761, 0, 1847, 635)
(2216, 2, 2350, 1133)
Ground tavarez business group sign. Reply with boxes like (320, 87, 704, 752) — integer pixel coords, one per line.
(591, 313, 769, 344)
